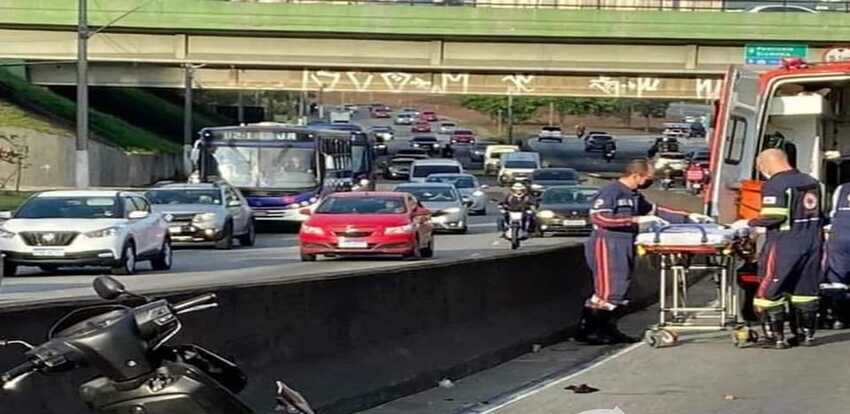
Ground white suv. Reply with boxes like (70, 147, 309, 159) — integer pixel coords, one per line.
(0, 191, 172, 276)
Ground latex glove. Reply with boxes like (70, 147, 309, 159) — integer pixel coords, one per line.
(688, 213, 714, 224)
(633, 215, 669, 231)
(730, 219, 751, 230)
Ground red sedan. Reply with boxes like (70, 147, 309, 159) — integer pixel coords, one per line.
(451, 129, 476, 144)
(411, 121, 432, 133)
(421, 111, 438, 122)
(298, 192, 435, 261)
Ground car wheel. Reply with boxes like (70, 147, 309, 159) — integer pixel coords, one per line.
(476, 208, 487, 216)
(112, 241, 137, 275)
(39, 265, 59, 273)
(238, 219, 256, 247)
(151, 238, 173, 271)
(215, 221, 234, 250)
(3, 261, 17, 277)
(300, 251, 317, 262)
(420, 236, 434, 258)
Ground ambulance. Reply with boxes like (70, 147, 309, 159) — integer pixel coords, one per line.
(707, 57, 850, 223)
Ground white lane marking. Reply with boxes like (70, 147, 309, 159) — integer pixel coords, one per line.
(472, 342, 644, 414)
(469, 222, 497, 228)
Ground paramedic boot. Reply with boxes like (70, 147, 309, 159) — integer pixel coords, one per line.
(796, 300, 820, 347)
(763, 308, 789, 350)
(574, 307, 599, 344)
(601, 309, 640, 344)
(787, 307, 802, 347)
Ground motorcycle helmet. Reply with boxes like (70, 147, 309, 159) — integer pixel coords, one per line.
(511, 182, 526, 195)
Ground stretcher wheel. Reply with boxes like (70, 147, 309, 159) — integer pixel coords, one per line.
(644, 328, 678, 348)
(731, 326, 759, 348)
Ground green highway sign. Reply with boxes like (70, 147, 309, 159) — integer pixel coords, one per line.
(745, 44, 808, 66)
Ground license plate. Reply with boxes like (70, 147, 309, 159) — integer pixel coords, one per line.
(562, 219, 587, 226)
(169, 226, 183, 234)
(32, 248, 65, 257)
(338, 238, 368, 249)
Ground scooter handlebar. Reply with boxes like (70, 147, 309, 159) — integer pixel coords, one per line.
(172, 293, 217, 313)
(1, 360, 38, 385)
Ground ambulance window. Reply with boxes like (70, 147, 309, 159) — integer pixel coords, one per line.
(724, 117, 747, 164)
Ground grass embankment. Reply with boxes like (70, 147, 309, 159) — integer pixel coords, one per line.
(0, 69, 179, 154)
(51, 86, 230, 141)
(0, 190, 29, 211)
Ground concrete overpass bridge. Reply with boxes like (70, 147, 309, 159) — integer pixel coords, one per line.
(1, 0, 849, 98)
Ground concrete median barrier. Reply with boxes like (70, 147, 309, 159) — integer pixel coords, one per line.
(0, 244, 663, 414)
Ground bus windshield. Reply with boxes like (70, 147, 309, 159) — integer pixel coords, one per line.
(208, 146, 318, 190)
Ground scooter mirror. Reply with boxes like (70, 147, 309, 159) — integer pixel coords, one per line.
(93, 276, 127, 300)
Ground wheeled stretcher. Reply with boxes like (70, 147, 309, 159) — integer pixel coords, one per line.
(635, 224, 747, 347)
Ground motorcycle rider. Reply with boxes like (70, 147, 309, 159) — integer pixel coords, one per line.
(603, 140, 616, 163)
(499, 182, 537, 234)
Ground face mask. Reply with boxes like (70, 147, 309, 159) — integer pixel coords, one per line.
(638, 178, 654, 190)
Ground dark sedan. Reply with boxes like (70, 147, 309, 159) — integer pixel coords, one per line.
(584, 133, 615, 152)
(535, 186, 597, 236)
(530, 168, 581, 194)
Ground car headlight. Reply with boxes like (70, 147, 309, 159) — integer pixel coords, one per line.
(385, 223, 414, 234)
(359, 179, 371, 187)
(443, 207, 461, 214)
(0, 227, 16, 239)
(85, 226, 122, 238)
(531, 184, 543, 191)
(472, 190, 484, 197)
(301, 224, 324, 235)
(309, 197, 318, 204)
(538, 210, 555, 219)
(192, 212, 218, 223)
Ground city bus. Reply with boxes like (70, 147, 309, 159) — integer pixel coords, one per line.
(191, 123, 354, 224)
(308, 122, 377, 190)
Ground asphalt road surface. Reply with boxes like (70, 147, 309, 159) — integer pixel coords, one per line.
(0, 109, 698, 307)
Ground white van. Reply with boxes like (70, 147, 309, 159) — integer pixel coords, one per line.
(409, 159, 464, 183)
(498, 152, 541, 186)
(708, 61, 850, 223)
(484, 145, 519, 176)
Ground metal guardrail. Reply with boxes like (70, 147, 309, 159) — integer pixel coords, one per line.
(225, 0, 850, 12)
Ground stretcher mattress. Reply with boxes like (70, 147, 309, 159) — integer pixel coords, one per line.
(635, 224, 740, 247)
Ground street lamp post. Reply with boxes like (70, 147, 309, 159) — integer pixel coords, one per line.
(76, 0, 90, 188)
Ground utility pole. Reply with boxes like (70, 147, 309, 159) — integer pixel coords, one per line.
(237, 91, 245, 124)
(183, 64, 194, 175)
(507, 94, 514, 146)
(76, 0, 90, 188)
(497, 109, 503, 137)
(548, 101, 554, 126)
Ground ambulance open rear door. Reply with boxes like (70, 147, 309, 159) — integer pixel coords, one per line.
(708, 66, 763, 224)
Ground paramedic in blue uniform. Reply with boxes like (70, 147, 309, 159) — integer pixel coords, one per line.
(821, 183, 850, 329)
(732, 149, 823, 349)
(576, 158, 711, 344)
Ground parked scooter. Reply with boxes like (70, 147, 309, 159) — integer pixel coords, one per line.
(0, 276, 314, 414)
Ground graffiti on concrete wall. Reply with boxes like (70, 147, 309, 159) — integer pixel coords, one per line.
(301, 70, 471, 94)
(589, 76, 662, 98)
(695, 78, 723, 100)
(501, 74, 536, 94)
